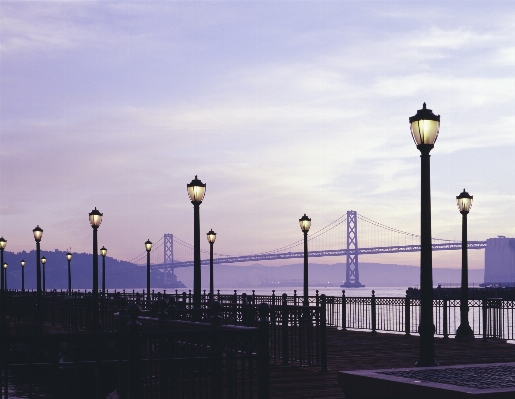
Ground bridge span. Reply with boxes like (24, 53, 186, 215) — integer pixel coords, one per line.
(131, 210, 490, 287)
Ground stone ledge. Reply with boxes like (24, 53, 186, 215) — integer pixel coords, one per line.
(338, 362, 515, 399)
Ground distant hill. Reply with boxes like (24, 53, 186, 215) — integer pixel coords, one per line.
(2, 250, 185, 290)
(3, 250, 484, 290)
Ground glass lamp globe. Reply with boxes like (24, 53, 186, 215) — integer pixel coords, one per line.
(299, 214, 311, 232)
(409, 103, 440, 146)
(207, 229, 217, 244)
(457, 189, 473, 213)
(145, 240, 152, 252)
(187, 175, 206, 203)
(33, 225, 43, 242)
(89, 207, 103, 228)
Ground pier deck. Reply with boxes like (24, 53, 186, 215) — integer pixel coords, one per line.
(270, 328, 515, 399)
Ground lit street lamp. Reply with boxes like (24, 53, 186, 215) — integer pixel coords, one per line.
(100, 246, 107, 296)
(145, 240, 152, 302)
(21, 260, 25, 292)
(410, 103, 440, 367)
(0, 237, 5, 292)
(207, 229, 216, 297)
(89, 207, 103, 331)
(187, 175, 206, 309)
(33, 225, 43, 321)
(2, 263, 7, 290)
(66, 252, 72, 295)
(41, 256, 47, 292)
(299, 214, 311, 306)
(456, 189, 475, 340)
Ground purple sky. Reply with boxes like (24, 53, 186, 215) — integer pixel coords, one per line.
(1, 1, 514, 270)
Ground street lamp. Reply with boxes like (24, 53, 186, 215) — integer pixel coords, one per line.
(187, 175, 206, 309)
(66, 252, 72, 295)
(299, 214, 311, 306)
(89, 207, 103, 331)
(207, 229, 216, 297)
(145, 240, 152, 302)
(21, 260, 25, 292)
(33, 225, 43, 321)
(2, 263, 7, 290)
(0, 237, 5, 292)
(410, 103, 440, 367)
(100, 246, 107, 296)
(456, 189, 474, 340)
(41, 256, 47, 292)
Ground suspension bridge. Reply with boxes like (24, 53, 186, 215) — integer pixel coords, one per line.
(130, 211, 488, 287)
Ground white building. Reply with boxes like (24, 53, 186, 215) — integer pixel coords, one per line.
(484, 236, 515, 285)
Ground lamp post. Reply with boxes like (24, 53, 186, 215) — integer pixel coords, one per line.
(33, 225, 43, 321)
(0, 237, 5, 292)
(456, 189, 474, 340)
(66, 252, 72, 295)
(2, 263, 7, 290)
(207, 229, 216, 297)
(21, 260, 25, 292)
(410, 103, 440, 367)
(100, 246, 107, 297)
(89, 207, 103, 331)
(145, 240, 152, 302)
(41, 256, 47, 292)
(187, 175, 206, 309)
(299, 214, 311, 306)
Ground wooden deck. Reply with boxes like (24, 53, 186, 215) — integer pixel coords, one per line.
(270, 328, 515, 399)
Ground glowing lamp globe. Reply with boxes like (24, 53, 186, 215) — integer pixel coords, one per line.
(100, 247, 107, 257)
(41, 257, 46, 265)
(457, 189, 473, 213)
(89, 207, 103, 228)
(299, 214, 311, 232)
(33, 226, 43, 242)
(145, 240, 152, 252)
(187, 176, 206, 203)
(0, 237, 6, 250)
(66, 252, 73, 261)
(409, 103, 440, 146)
(207, 229, 217, 244)
(20, 260, 25, 267)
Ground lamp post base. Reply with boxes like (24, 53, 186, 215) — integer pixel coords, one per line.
(455, 324, 475, 341)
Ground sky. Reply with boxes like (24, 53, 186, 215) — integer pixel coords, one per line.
(1, 1, 514, 271)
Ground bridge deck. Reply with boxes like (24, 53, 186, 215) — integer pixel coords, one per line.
(270, 328, 515, 399)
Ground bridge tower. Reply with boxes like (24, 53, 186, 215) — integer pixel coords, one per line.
(342, 210, 364, 288)
(163, 234, 177, 285)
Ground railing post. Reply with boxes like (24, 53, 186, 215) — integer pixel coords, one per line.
(242, 293, 248, 326)
(341, 290, 346, 331)
(233, 290, 238, 323)
(258, 303, 270, 399)
(272, 290, 275, 306)
(320, 294, 327, 372)
(482, 294, 487, 342)
(371, 290, 376, 333)
(127, 304, 142, 399)
(282, 293, 289, 366)
(293, 290, 297, 306)
(210, 301, 223, 399)
(405, 290, 410, 336)
(443, 291, 448, 339)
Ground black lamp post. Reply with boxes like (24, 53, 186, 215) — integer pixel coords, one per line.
(0, 237, 5, 292)
(41, 256, 47, 292)
(89, 207, 103, 331)
(100, 246, 107, 296)
(66, 252, 72, 295)
(299, 214, 311, 306)
(2, 263, 7, 290)
(20, 260, 25, 292)
(187, 175, 206, 309)
(33, 225, 43, 321)
(207, 229, 216, 296)
(145, 240, 152, 302)
(456, 189, 474, 340)
(410, 103, 440, 367)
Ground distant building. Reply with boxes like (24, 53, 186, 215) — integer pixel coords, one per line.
(484, 236, 515, 286)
